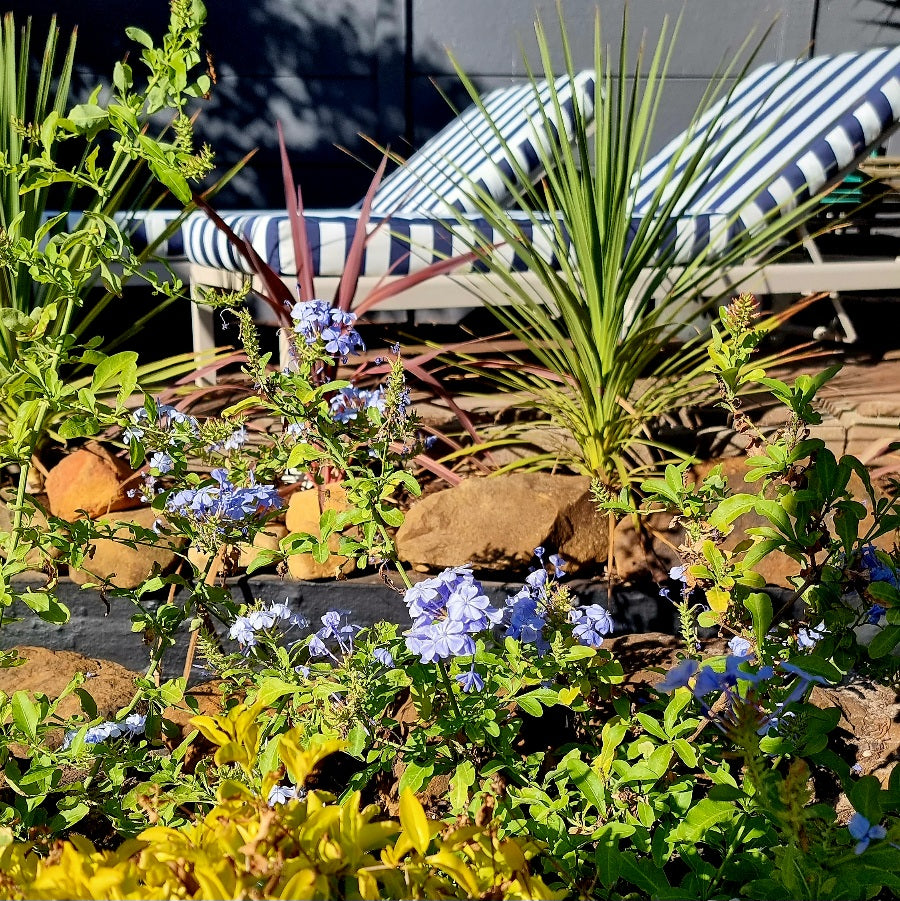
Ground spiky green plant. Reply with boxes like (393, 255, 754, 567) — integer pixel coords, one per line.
(434, 11, 825, 496)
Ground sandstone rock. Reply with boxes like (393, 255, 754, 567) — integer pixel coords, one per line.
(0, 646, 139, 750)
(45, 442, 140, 522)
(187, 523, 287, 572)
(69, 506, 183, 589)
(692, 457, 899, 588)
(811, 680, 900, 791)
(395, 472, 609, 575)
(285, 486, 355, 580)
(614, 512, 684, 583)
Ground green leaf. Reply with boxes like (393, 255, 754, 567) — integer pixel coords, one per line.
(11, 691, 39, 742)
(849, 775, 883, 822)
(708, 493, 757, 530)
(669, 798, 735, 844)
(19, 592, 69, 624)
(672, 738, 697, 767)
(565, 755, 606, 813)
(65, 102, 109, 134)
(57, 415, 100, 440)
(398, 761, 433, 796)
(125, 26, 154, 48)
(449, 760, 475, 811)
(868, 624, 900, 659)
(744, 592, 772, 650)
(255, 678, 302, 708)
(594, 823, 634, 887)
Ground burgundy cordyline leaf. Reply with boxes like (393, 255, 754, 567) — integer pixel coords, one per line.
(353, 250, 481, 317)
(192, 195, 293, 327)
(278, 121, 315, 303)
(337, 154, 389, 313)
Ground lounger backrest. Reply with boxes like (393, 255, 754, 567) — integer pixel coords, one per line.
(368, 70, 596, 215)
(635, 47, 900, 232)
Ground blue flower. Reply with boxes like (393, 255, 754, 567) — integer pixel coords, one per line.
(669, 565, 687, 583)
(569, 604, 614, 648)
(229, 616, 257, 649)
(533, 546, 545, 560)
(549, 554, 566, 578)
(149, 452, 174, 473)
(658, 658, 699, 693)
(867, 604, 887, 625)
(797, 622, 826, 649)
(406, 617, 475, 663)
(373, 647, 394, 668)
(267, 782, 305, 807)
(525, 569, 548, 592)
(728, 636, 753, 658)
(328, 386, 386, 423)
(455, 667, 485, 693)
(860, 544, 899, 587)
(848, 812, 887, 854)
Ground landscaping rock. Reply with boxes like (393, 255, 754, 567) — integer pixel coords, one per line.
(396, 472, 608, 575)
(284, 486, 356, 580)
(187, 523, 288, 572)
(692, 457, 900, 588)
(811, 680, 900, 791)
(45, 442, 140, 522)
(0, 646, 138, 750)
(69, 507, 183, 589)
(613, 512, 684, 583)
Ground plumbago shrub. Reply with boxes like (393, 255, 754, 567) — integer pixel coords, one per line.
(3, 267, 900, 901)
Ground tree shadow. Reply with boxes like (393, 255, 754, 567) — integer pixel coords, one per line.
(10, 0, 477, 209)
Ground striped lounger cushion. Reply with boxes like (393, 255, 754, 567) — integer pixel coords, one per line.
(367, 70, 596, 214)
(634, 46, 900, 259)
(183, 47, 900, 279)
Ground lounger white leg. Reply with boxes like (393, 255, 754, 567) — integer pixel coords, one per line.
(800, 226, 859, 344)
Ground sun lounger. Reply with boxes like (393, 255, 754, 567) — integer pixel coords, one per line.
(184, 48, 900, 350)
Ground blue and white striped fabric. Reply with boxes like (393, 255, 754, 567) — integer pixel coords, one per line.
(184, 47, 900, 277)
(183, 209, 565, 276)
(633, 46, 900, 259)
(367, 70, 596, 214)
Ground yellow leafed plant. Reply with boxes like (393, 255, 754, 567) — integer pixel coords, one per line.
(0, 706, 560, 900)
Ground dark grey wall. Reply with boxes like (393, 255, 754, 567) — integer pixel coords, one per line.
(9, 0, 900, 208)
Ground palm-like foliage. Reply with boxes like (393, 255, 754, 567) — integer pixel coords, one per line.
(438, 12, 824, 493)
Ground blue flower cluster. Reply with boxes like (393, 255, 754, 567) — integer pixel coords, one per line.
(308, 610, 362, 661)
(291, 299, 365, 360)
(124, 401, 198, 447)
(569, 603, 615, 648)
(404, 566, 502, 664)
(505, 569, 553, 653)
(63, 713, 146, 749)
(229, 600, 308, 651)
(166, 468, 282, 535)
(860, 544, 898, 587)
(859, 544, 896, 624)
(328, 385, 386, 424)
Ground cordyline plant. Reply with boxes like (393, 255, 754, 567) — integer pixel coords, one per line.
(192, 123, 492, 486)
(428, 11, 829, 499)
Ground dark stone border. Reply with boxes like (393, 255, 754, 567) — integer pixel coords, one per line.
(0, 574, 688, 680)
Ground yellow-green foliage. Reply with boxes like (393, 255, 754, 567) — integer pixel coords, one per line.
(0, 704, 560, 900)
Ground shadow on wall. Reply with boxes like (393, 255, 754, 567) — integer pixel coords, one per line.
(10, 0, 475, 209)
